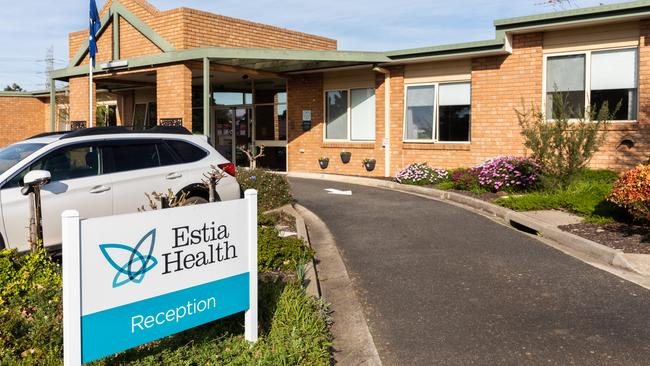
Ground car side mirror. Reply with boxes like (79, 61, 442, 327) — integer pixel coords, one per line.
(21, 170, 51, 196)
(23, 170, 51, 187)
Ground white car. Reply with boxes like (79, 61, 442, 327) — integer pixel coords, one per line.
(0, 126, 241, 252)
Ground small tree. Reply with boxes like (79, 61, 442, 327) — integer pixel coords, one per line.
(516, 93, 616, 188)
(238, 144, 265, 169)
(3, 83, 24, 92)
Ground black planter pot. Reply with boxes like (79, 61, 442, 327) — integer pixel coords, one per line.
(319, 159, 329, 169)
(364, 160, 376, 172)
(340, 152, 351, 164)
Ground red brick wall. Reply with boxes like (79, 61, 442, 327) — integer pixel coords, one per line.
(180, 8, 337, 50)
(0, 97, 46, 147)
(69, 0, 336, 64)
(286, 73, 387, 176)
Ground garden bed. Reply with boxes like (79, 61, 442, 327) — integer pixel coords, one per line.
(0, 171, 331, 365)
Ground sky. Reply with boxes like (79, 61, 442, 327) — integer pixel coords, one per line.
(0, 0, 624, 91)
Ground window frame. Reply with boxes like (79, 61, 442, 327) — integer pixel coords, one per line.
(402, 81, 472, 144)
(542, 46, 639, 123)
(323, 87, 376, 143)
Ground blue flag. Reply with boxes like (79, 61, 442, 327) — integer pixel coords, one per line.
(89, 0, 101, 66)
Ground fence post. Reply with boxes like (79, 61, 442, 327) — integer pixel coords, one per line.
(62, 210, 82, 366)
(244, 189, 258, 342)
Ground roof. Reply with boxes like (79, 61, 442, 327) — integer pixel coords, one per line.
(47, 0, 650, 81)
(495, 0, 650, 29)
(0, 89, 67, 98)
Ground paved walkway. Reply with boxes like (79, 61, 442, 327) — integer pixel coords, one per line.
(289, 178, 650, 366)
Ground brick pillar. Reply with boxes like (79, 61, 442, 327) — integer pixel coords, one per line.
(286, 74, 323, 172)
(156, 64, 192, 131)
(388, 66, 404, 174)
(69, 76, 95, 127)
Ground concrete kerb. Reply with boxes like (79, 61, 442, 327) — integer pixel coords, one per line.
(286, 172, 643, 276)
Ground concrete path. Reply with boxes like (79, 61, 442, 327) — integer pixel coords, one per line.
(289, 178, 650, 366)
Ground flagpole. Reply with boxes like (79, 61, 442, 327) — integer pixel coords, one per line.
(89, 57, 93, 128)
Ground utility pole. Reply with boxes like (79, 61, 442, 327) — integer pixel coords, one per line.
(45, 46, 54, 90)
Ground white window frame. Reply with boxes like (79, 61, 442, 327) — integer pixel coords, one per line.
(402, 81, 472, 144)
(542, 46, 639, 123)
(323, 87, 376, 142)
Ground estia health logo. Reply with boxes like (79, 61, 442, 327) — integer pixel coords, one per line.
(99, 229, 158, 288)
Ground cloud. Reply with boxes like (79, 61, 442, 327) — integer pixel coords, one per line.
(0, 0, 624, 90)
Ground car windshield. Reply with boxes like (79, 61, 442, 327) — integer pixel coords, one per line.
(0, 143, 46, 176)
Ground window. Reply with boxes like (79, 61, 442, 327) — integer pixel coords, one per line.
(166, 140, 208, 163)
(404, 82, 471, 142)
(326, 90, 348, 139)
(405, 85, 434, 140)
(110, 143, 160, 172)
(277, 92, 287, 141)
(325, 88, 375, 141)
(0, 143, 45, 176)
(132, 102, 157, 130)
(545, 48, 637, 120)
(213, 92, 253, 106)
(6, 145, 101, 188)
(546, 54, 585, 118)
(438, 83, 471, 142)
(591, 49, 637, 121)
(351, 89, 375, 141)
(157, 143, 178, 166)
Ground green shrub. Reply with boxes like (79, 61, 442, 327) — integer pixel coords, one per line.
(0, 249, 62, 365)
(237, 169, 294, 211)
(515, 93, 615, 188)
(258, 225, 314, 272)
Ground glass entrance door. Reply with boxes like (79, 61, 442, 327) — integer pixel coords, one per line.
(213, 107, 252, 167)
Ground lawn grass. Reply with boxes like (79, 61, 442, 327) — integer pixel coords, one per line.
(494, 169, 628, 223)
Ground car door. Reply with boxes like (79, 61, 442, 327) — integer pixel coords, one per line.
(0, 143, 113, 249)
(106, 139, 185, 214)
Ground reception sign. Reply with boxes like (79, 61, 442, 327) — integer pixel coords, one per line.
(62, 190, 258, 365)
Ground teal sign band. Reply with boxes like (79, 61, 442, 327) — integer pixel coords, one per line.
(81, 272, 250, 363)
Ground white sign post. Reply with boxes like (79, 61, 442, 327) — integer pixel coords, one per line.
(62, 190, 258, 365)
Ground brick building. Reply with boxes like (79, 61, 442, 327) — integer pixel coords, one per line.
(2, 0, 650, 175)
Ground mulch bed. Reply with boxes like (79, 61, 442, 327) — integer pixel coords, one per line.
(559, 222, 650, 254)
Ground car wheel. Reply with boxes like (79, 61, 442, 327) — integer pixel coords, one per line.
(183, 196, 209, 206)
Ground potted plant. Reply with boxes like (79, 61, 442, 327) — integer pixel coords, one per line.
(318, 156, 329, 169)
(362, 158, 376, 172)
(340, 151, 352, 164)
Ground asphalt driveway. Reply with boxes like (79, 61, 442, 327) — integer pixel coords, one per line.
(289, 178, 650, 366)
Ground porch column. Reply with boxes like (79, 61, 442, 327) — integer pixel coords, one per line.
(69, 76, 94, 127)
(203, 57, 210, 137)
(49, 78, 56, 131)
(156, 64, 192, 131)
